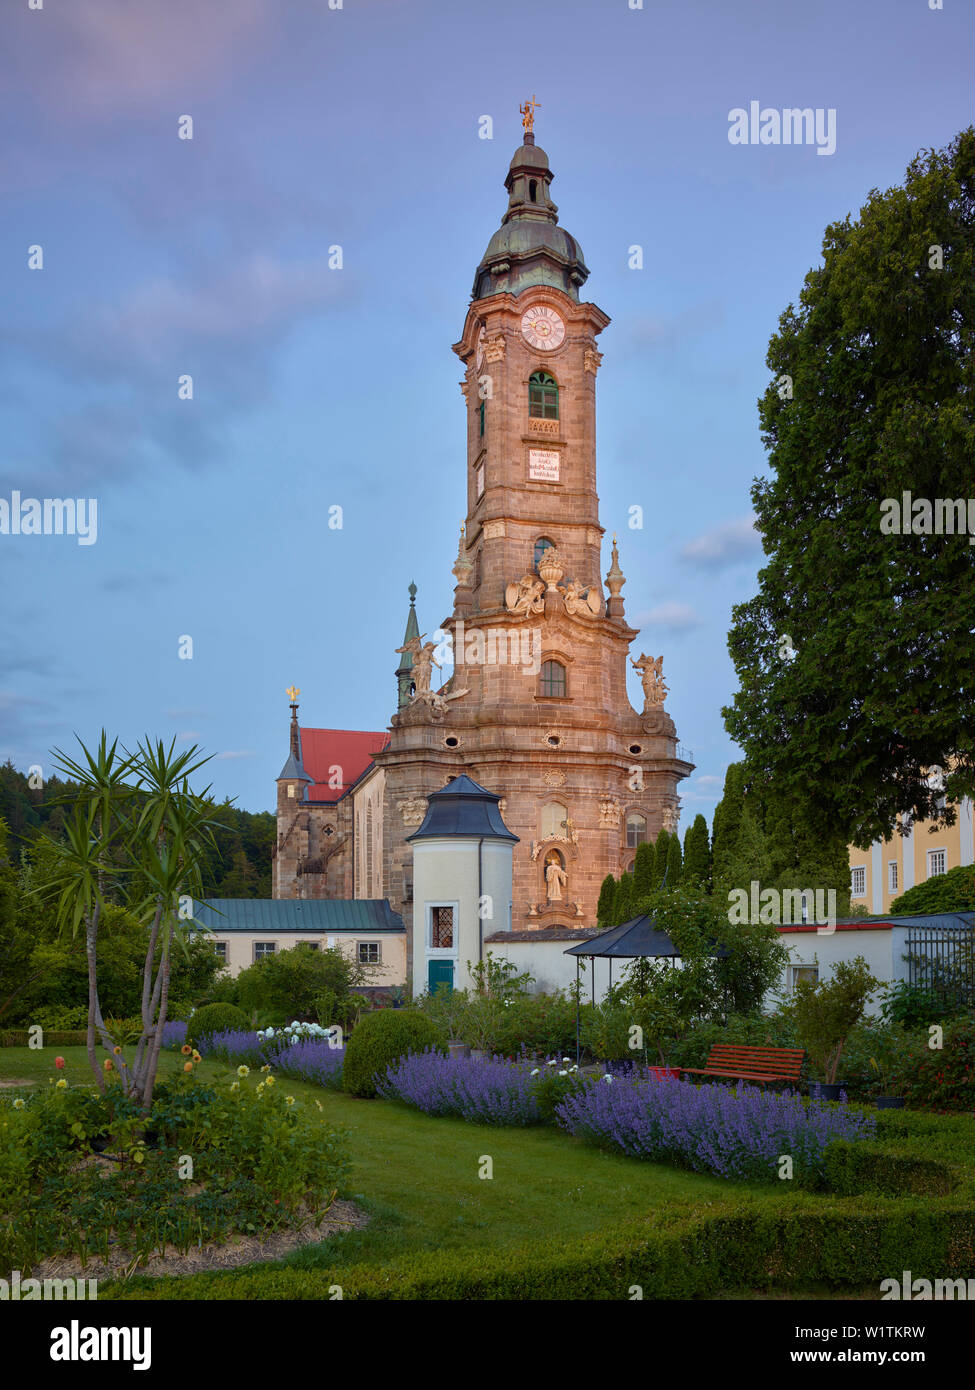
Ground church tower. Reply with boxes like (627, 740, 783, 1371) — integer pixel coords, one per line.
(375, 111, 694, 950)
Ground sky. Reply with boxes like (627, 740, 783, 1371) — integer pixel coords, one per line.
(1, 0, 972, 823)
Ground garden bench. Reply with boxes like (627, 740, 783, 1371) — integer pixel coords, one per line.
(677, 1045, 805, 1087)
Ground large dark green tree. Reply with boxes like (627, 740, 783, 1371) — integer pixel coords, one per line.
(724, 128, 975, 848)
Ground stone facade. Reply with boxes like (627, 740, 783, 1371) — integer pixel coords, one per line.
(273, 131, 694, 990)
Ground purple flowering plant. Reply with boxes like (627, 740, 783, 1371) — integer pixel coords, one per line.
(555, 1073, 876, 1182)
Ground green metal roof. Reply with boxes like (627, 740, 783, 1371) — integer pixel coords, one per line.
(189, 898, 405, 934)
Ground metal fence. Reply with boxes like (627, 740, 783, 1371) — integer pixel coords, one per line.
(906, 927, 975, 1005)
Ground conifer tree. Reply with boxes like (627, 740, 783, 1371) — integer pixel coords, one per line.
(717, 803, 773, 901)
(633, 841, 654, 899)
(596, 873, 617, 927)
(652, 830, 671, 888)
(683, 814, 711, 890)
(614, 871, 635, 925)
(666, 831, 682, 887)
(711, 764, 747, 890)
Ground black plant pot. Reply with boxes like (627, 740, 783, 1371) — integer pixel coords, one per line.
(809, 1082, 844, 1101)
(876, 1097, 905, 1109)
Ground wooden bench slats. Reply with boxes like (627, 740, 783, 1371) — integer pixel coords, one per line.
(676, 1043, 806, 1086)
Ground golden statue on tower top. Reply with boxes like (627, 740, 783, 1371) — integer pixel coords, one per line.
(519, 95, 540, 134)
(286, 686, 300, 702)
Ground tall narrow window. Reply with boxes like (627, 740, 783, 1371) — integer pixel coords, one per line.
(626, 813, 647, 848)
(528, 371, 559, 420)
(539, 660, 566, 698)
(365, 803, 373, 894)
(479, 400, 485, 436)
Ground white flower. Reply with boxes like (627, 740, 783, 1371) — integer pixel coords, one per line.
(546, 1059, 557, 1067)
(602, 1074, 614, 1084)
(12, 1098, 25, 1110)
(558, 1069, 568, 1076)
(561, 1056, 571, 1063)
(530, 1068, 540, 1076)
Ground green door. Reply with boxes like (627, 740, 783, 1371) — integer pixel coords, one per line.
(428, 960, 454, 995)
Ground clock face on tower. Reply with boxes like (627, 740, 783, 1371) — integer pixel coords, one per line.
(521, 304, 565, 352)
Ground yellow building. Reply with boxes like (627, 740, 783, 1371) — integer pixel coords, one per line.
(848, 797, 974, 915)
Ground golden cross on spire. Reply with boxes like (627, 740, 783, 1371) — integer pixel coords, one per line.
(286, 685, 300, 703)
(519, 95, 541, 133)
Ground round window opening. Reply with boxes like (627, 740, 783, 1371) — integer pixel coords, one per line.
(444, 736, 459, 748)
(547, 734, 562, 748)
(629, 744, 642, 755)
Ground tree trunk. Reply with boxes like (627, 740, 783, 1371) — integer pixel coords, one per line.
(85, 904, 105, 1094)
(141, 915, 174, 1113)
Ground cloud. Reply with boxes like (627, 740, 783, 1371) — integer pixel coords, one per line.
(8, 1, 274, 119)
(3, 254, 355, 494)
(214, 749, 256, 761)
(631, 601, 704, 633)
(681, 515, 761, 569)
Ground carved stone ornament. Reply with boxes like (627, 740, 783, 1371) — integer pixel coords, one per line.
(662, 799, 681, 833)
(484, 333, 506, 363)
(584, 348, 603, 375)
(598, 796, 623, 828)
(542, 770, 566, 788)
(398, 797, 427, 828)
(506, 574, 545, 615)
(483, 519, 506, 540)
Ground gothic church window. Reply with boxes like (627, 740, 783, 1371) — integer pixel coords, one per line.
(626, 812, 647, 848)
(539, 659, 567, 698)
(365, 803, 373, 892)
(529, 372, 559, 420)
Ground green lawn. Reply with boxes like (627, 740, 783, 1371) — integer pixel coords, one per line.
(0, 1046, 886, 1299)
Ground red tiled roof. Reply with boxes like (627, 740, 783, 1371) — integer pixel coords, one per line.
(777, 921, 895, 934)
(299, 727, 389, 802)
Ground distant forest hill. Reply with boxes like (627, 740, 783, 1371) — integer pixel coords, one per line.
(0, 760, 276, 899)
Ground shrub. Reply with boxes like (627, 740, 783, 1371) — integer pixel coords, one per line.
(186, 1003, 250, 1049)
(555, 1075, 876, 1182)
(342, 1009, 447, 1098)
(495, 992, 579, 1058)
(890, 863, 975, 915)
(891, 1012, 975, 1111)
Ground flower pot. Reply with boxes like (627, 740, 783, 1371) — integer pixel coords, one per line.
(809, 1082, 844, 1101)
(648, 1066, 681, 1081)
(448, 1041, 470, 1060)
(876, 1096, 905, 1109)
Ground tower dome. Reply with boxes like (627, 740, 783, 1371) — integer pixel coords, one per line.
(471, 134, 589, 302)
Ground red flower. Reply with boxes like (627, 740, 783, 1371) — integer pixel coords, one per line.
(54, 1056, 65, 1070)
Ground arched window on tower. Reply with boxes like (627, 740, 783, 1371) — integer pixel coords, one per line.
(529, 179, 538, 203)
(365, 803, 373, 893)
(534, 536, 555, 569)
(541, 802, 568, 839)
(626, 812, 647, 848)
(529, 371, 559, 420)
(539, 659, 567, 698)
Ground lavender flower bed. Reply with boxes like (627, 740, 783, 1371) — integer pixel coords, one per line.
(199, 1028, 345, 1089)
(555, 1075, 877, 1182)
(378, 1049, 544, 1125)
(271, 1038, 345, 1090)
(200, 1028, 273, 1066)
(161, 1019, 188, 1048)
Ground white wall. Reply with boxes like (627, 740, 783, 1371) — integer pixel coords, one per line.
(412, 837, 514, 996)
(769, 926, 909, 1016)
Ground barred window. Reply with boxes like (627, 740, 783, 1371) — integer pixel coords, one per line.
(254, 941, 277, 960)
(358, 942, 381, 965)
(431, 906, 454, 948)
(851, 866, 866, 897)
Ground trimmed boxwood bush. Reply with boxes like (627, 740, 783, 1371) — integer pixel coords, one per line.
(342, 1009, 447, 1098)
(186, 1003, 250, 1050)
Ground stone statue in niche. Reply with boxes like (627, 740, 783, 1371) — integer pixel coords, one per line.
(545, 853, 568, 902)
